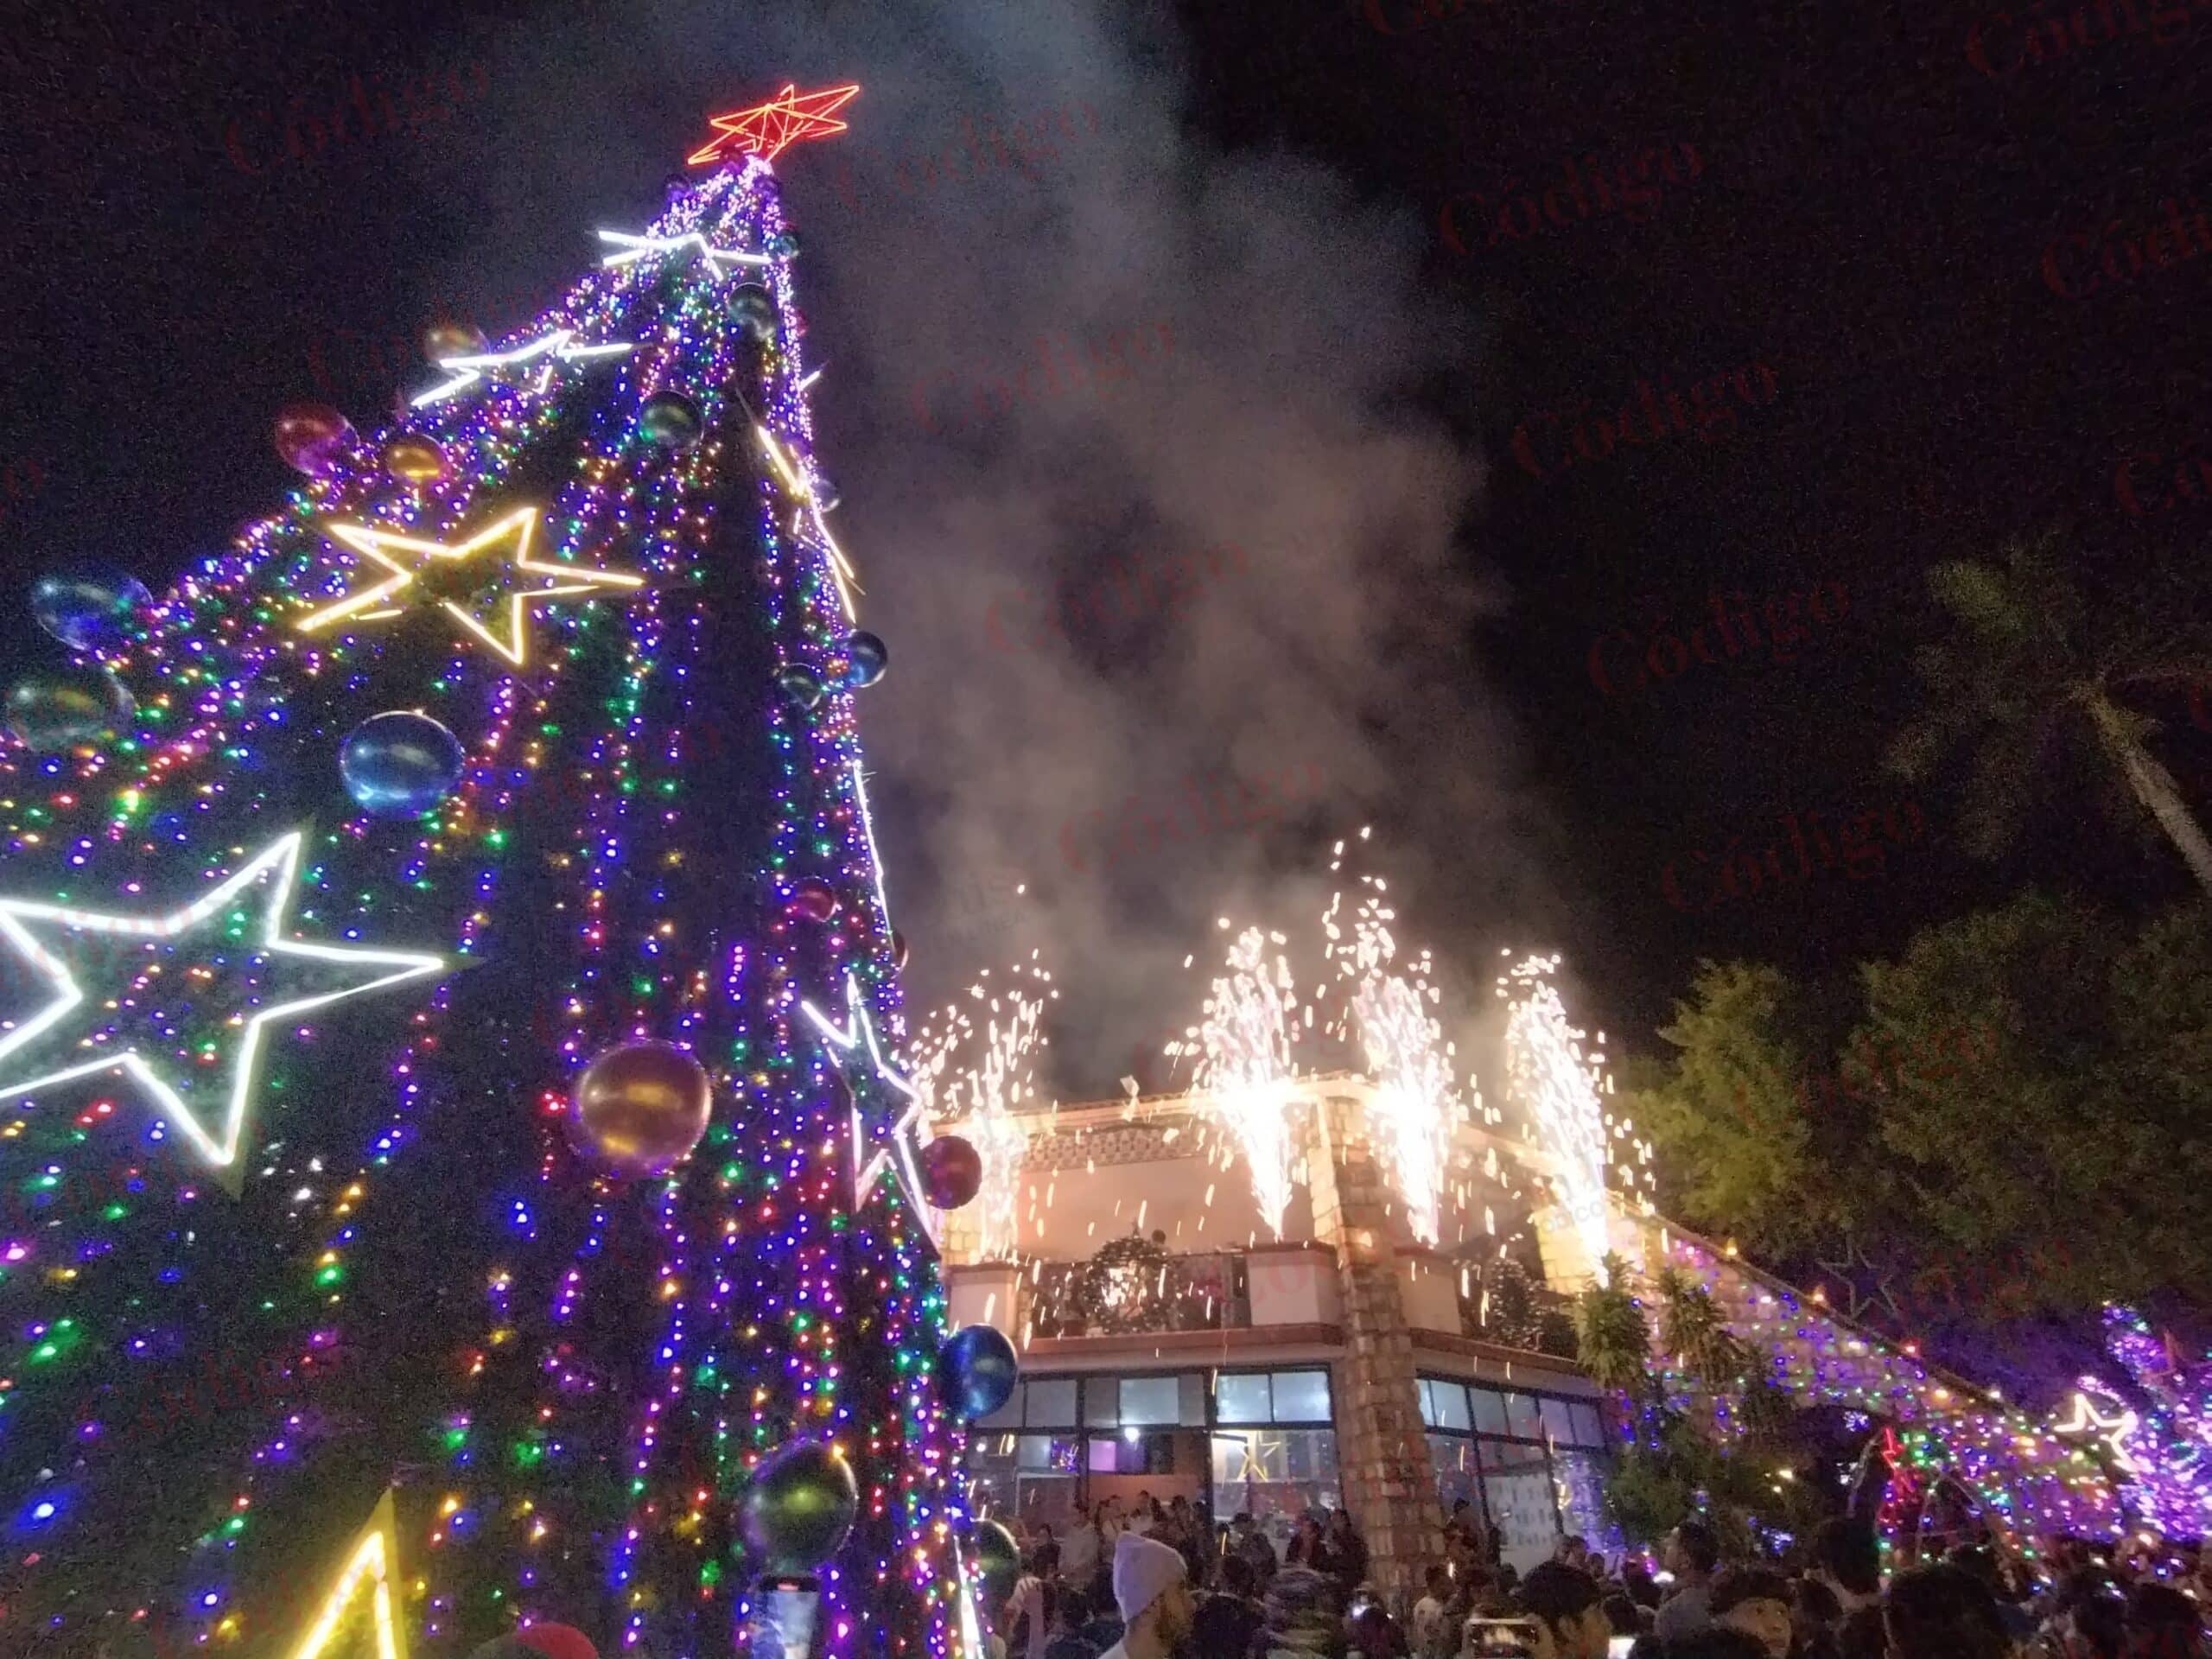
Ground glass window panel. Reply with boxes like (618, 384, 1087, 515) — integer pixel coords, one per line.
(976, 1381, 1023, 1433)
(1554, 1448, 1618, 1556)
(1271, 1370, 1332, 1424)
(1427, 1432, 1483, 1522)
(1417, 1379, 1441, 1429)
(1502, 1391, 1546, 1440)
(1430, 1378, 1472, 1432)
(1480, 1458, 1561, 1576)
(1084, 1377, 1119, 1427)
(1121, 1376, 1180, 1427)
(1087, 1436, 1122, 1472)
(1015, 1434, 1061, 1471)
(1470, 1388, 1511, 1437)
(1216, 1372, 1273, 1425)
(1540, 1397, 1578, 1446)
(1179, 1371, 1208, 1427)
(1211, 1427, 1341, 1539)
(1025, 1378, 1078, 1428)
(1569, 1403, 1606, 1448)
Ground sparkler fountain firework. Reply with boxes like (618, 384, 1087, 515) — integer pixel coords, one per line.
(1499, 952, 1618, 1287)
(1325, 868, 1462, 1245)
(1190, 922, 1305, 1239)
(913, 957, 1056, 1260)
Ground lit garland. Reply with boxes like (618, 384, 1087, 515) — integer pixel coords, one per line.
(0, 109, 965, 1659)
(1647, 1227, 2120, 1565)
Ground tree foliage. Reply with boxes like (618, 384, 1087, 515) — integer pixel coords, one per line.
(1630, 893, 2212, 1331)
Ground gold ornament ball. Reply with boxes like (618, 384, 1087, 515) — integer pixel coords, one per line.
(566, 1040, 713, 1178)
(384, 435, 449, 485)
(425, 321, 488, 362)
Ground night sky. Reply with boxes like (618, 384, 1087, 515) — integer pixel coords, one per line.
(2, 0, 2206, 1091)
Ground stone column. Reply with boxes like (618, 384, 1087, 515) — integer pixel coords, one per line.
(1306, 1090, 1446, 1614)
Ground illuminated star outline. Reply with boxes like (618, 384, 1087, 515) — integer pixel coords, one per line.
(800, 971, 938, 1249)
(284, 1488, 410, 1659)
(1813, 1237, 1904, 1325)
(0, 832, 447, 1194)
(596, 228, 771, 279)
(2055, 1386, 2141, 1475)
(410, 327, 634, 409)
(297, 505, 645, 668)
(687, 83, 861, 166)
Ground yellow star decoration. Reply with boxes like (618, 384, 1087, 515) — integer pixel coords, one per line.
(298, 505, 644, 666)
(283, 1489, 410, 1659)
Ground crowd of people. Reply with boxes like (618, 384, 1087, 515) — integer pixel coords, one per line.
(987, 1500, 2212, 1659)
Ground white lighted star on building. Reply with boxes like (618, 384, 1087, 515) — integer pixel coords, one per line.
(801, 971, 938, 1249)
(0, 833, 446, 1192)
(297, 506, 644, 668)
(410, 327, 634, 409)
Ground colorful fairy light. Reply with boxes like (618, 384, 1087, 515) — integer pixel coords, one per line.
(0, 111, 965, 1659)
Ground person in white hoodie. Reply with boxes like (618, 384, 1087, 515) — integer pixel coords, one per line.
(1097, 1531, 1192, 1659)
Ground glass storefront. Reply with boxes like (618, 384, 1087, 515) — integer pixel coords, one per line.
(1420, 1375, 1616, 1573)
(1211, 1368, 1340, 1554)
(969, 1367, 1340, 1540)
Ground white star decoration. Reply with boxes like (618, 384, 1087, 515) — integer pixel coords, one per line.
(596, 228, 770, 279)
(411, 327, 635, 409)
(2056, 1387, 2141, 1475)
(0, 832, 446, 1192)
(800, 972, 938, 1249)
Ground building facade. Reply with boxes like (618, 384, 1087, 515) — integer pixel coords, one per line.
(938, 1077, 1617, 1602)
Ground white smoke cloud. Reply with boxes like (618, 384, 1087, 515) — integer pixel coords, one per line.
(428, 0, 1552, 1089)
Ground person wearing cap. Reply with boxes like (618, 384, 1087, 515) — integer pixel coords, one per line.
(1099, 1529, 1193, 1659)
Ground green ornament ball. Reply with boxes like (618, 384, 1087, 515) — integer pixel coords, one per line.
(971, 1519, 1020, 1603)
(735, 1440, 858, 1574)
(639, 392, 704, 451)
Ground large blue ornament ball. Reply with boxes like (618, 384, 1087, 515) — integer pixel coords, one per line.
(736, 1440, 860, 1574)
(340, 711, 465, 819)
(731, 285, 779, 341)
(32, 569, 150, 652)
(936, 1325, 1019, 1421)
(766, 230, 802, 259)
(4, 666, 133, 751)
(843, 632, 887, 689)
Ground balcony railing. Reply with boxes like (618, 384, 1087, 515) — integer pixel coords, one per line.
(1030, 1250, 1251, 1338)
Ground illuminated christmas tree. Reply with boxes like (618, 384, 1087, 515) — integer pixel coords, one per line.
(0, 86, 1012, 1659)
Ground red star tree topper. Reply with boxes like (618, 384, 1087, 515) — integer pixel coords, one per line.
(688, 83, 861, 165)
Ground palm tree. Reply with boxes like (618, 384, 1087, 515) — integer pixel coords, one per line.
(1572, 1253, 1655, 1400)
(1654, 1266, 1751, 1394)
(1889, 537, 2212, 895)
